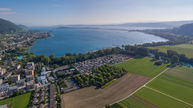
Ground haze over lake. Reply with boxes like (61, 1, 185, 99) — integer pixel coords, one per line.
(30, 27, 167, 57)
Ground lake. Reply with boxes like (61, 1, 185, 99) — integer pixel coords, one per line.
(30, 27, 167, 57)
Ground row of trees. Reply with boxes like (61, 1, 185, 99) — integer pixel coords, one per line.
(72, 64, 127, 88)
(150, 49, 193, 65)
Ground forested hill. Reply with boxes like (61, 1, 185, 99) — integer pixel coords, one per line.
(173, 23, 193, 36)
(0, 18, 21, 33)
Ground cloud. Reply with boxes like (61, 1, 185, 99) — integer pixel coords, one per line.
(0, 8, 12, 11)
(0, 8, 16, 15)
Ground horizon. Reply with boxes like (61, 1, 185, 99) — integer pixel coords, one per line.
(1, 0, 193, 26)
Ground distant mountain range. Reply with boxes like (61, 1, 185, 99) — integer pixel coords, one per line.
(57, 20, 193, 29)
(0, 18, 28, 34)
(116, 20, 193, 28)
(1, 18, 193, 37)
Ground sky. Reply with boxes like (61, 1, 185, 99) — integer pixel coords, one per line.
(0, 0, 193, 26)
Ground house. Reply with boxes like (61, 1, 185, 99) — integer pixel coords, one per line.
(0, 83, 9, 97)
(26, 75, 34, 81)
(9, 85, 18, 92)
(16, 64, 21, 70)
(37, 76, 48, 84)
(16, 79, 26, 89)
(26, 62, 35, 70)
(0, 67, 6, 76)
(26, 81, 35, 90)
(10, 75, 20, 82)
(25, 69, 34, 76)
(4, 72, 12, 80)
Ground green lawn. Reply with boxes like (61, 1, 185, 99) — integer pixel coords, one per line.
(147, 74, 193, 104)
(135, 88, 192, 108)
(112, 97, 151, 108)
(165, 66, 193, 82)
(116, 57, 168, 77)
(0, 92, 31, 108)
(148, 44, 193, 58)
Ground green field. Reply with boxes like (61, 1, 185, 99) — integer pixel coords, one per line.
(111, 96, 151, 108)
(165, 66, 193, 82)
(0, 92, 31, 108)
(148, 44, 193, 58)
(116, 57, 168, 77)
(148, 74, 193, 104)
(135, 88, 191, 108)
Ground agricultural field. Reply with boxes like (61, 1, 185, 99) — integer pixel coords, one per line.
(112, 66, 193, 108)
(116, 57, 168, 77)
(148, 44, 193, 58)
(63, 73, 150, 108)
(0, 92, 31, 108)
(164, 66, 193, 82)
(110, 96, 151, 108)
(135, 88, 192, 108)
(148, 70, 193, 105)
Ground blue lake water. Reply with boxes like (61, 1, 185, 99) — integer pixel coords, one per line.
(30, 28, 168, 57)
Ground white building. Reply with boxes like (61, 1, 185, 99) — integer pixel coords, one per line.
(0, 67, 6, 76)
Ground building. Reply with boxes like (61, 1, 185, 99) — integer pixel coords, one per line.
(16, 79, 26, 88)
(0, 67, 6, 76)
(16, 64, 21, 70)
(26, 75, 34, 81)
(9, 85, 18, 93)
(0, 83, 9, 97)
(26, 81, 35, 90)
(37, 76, 48, 84)
(26, 62, 35, 70)
(10, 75, 20, 82)
(25, 69, 34, 76)
(0, 79, 2, 85)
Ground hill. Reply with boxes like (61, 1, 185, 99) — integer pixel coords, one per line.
(0, 18, 21, 33)
(173, 23, 193, 36)
(17, 24, 29, 31)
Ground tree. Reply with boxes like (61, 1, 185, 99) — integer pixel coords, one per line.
(171, 55, 179, 64)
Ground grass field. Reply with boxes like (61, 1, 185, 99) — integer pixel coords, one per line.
(135, 88, 192, 108)
(0, 92, 31, 108)
(148, 44, 193, 58)
(116, 57, 168, 77)
(148, 73, 193, 104)
(165, 66, 193, 82)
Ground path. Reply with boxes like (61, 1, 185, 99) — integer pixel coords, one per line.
(111, 68, 169, 104)
(145, 86, 193, 107)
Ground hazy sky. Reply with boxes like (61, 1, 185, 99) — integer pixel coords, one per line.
(0, 0, 193, 26)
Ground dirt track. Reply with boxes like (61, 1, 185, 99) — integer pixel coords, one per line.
(62, 73, 151, 108)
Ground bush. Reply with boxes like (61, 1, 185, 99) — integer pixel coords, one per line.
(154, 61, 162, 66)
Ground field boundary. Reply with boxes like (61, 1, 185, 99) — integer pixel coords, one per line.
(145, 86, 193, 107)
(110, 68, 169, 105)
